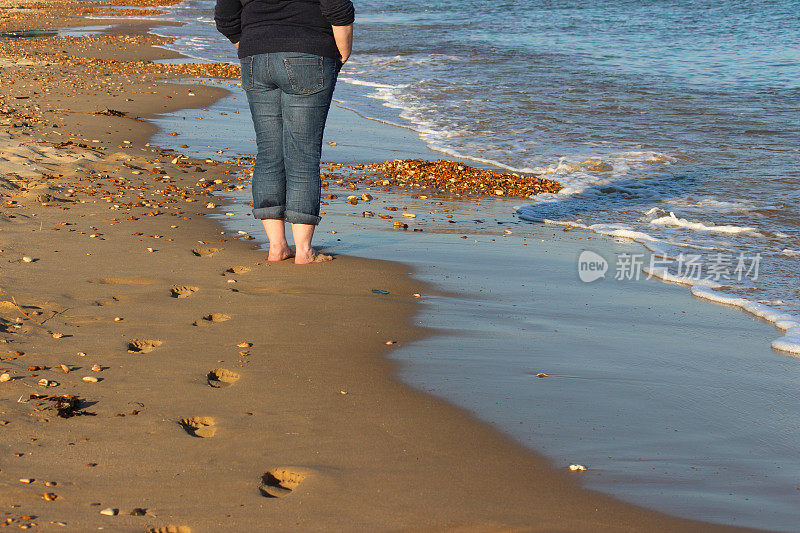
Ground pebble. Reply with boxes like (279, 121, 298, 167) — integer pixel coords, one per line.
(402, 213, 416, 218)
(42, 493, 58, 501)
(99, 508, 118, 516)
(205, 203, 216, 209)
(569, 464, 587, 472)
(536, 373, 549, 378)
(361, 193, 373, 201)
(52, 332, 64, 339)
(0, 373, 10, 382)
(19, 478, 34, 483)
(82, 376, 99, 383)
(22, 256, 34, 263)
(91, 364, 102, 372)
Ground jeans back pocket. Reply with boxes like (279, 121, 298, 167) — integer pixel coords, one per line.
(283, 56, 324, 94)
(240, 56, 255, 90)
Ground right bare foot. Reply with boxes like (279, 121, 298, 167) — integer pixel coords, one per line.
(294, 251, 333, 265)
(267, 247, 294, 262)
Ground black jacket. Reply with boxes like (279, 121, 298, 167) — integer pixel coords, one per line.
(215, 0, 355, 60)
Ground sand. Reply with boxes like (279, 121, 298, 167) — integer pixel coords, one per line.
(0, 2, 763, 532)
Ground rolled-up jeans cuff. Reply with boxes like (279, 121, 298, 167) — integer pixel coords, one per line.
(253, 205, 285, 220)
(284, 209, 321, 225)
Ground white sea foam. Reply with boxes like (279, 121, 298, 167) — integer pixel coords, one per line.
(689, 287, 800, 356)
(338, 77, 408, 89)
(524, 213, 800, 356)
(648, 212, 764, 236)
(781, 249, 800, 257)
(663, 196, 757, 212)
(644, 265, 800, 355)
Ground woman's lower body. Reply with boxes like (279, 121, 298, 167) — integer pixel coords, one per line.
(240, 52, 341, 263)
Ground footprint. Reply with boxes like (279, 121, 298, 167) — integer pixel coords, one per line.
(128, 339, 162, 353)
(226, 266, 251, 274)
(93, 296, 120, 306)
(192, 247, 219, 257)
(258, 468, 307, 498)
(89, 277, 154, 285)
(193, 313, 230, 327)
(171, 285, 199, 298)
(146, 526, 192, 533)
(179, 416, 216, 438)
(207, 368, 240, 388)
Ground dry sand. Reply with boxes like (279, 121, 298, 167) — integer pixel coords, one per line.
(0, 3, 761, 531)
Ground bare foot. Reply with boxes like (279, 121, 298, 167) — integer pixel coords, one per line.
(294, 251, 333, 265)
(267, 246, 294, 262)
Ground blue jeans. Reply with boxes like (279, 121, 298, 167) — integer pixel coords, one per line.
(240, 52, 341, 225)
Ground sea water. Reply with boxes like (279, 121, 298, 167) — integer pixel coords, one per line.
(139, 0, 800, 529)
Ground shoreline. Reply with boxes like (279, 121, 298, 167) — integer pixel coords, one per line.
(0, 3, 777, 531)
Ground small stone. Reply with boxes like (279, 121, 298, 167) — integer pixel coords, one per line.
(569, 464, 587, 472)
(91, 364, 102, 372)
(339, 390, 348, 395)
(346, 196, 359, 205)
(52, 332, 64, 339)
(236, 342, 252, 348)
(42, 493, 58, 501)
(361, 193, 372, 201)
(402, 212, 416, 218)
(114, 317, 123, 322)
(536, 373, 549, 378)
(0, 373, 10, 382)
(205, 203, 215, 209)
(362, 211, 374, 217)
(19, 478, 34, 483)
(82, 376, 98, 383)
(22, 256, 34, 263)
(100, 508, 118, 516)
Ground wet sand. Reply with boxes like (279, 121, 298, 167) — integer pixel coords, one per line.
(0, 2, 768, 531)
